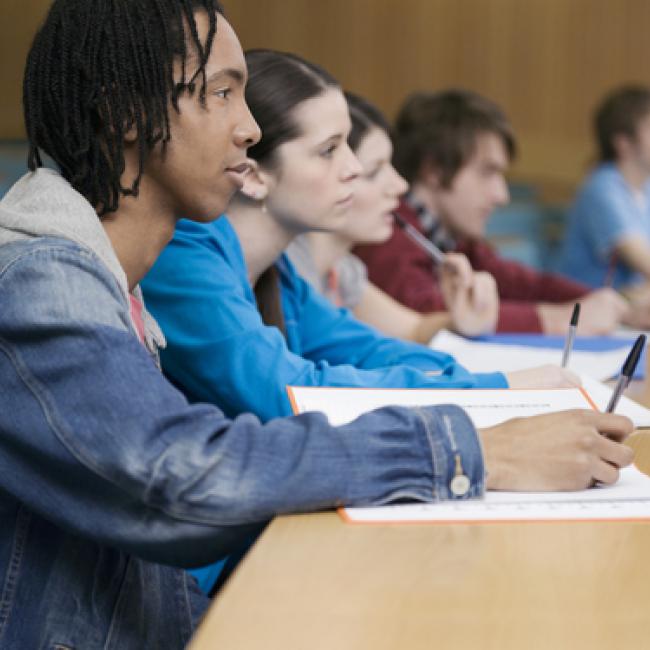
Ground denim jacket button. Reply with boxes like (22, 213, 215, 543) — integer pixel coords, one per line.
(450, 473, 470, 497)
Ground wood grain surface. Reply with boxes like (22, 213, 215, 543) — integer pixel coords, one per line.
(189, 354, 650, 650)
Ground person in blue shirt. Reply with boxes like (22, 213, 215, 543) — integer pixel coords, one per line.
(2, 4, 633, 645)
(560, 85, 650, 291)
(141, 48, 589, 592)
(287, 91, 501, 341)
(143, 50, 578, 427)
(141, 48, 637, 593)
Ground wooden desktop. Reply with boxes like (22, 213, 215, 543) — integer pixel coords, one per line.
(188, 360, 650, 650)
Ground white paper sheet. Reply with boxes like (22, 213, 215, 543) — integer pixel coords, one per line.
(288, 385, 598, 428)
(429, 330, 629, 381)
(287, 384, 650, 523)
(341, 467, 650, 523)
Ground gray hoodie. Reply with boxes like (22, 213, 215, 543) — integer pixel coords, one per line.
(0, 168, 165, 352)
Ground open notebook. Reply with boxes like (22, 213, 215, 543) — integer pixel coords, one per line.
(287, 385, 650, 523)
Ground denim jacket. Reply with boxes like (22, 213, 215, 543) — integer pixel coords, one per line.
(0, 171, 485, 649)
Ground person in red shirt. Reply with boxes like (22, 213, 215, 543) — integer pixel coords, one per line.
(355, 89, 630, 334)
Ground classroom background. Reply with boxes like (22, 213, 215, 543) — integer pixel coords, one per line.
(3, 0, 650, 272)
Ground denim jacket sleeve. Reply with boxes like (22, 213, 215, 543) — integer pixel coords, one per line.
(0, 239, 485, 568)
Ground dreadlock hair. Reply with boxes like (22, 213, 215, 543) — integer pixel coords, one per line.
(24, 0, 224, 215)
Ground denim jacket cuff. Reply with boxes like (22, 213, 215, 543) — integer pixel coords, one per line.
(416, 404, 485, 500)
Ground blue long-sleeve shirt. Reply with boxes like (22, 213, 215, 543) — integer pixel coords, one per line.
(142, 217, 507, 422)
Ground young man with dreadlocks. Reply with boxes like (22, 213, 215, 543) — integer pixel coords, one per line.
(0, 2, 635, 647)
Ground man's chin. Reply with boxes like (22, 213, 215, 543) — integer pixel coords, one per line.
(180, 191, 237, 223)
(188, 213, 225, 224)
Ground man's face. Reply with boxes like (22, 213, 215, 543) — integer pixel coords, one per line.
(434, 132, 510, 241)
(139, 12, 261, 221)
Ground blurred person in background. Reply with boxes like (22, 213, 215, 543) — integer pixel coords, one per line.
(287, 91, 499, 342)
(355, 89, 632, 335)
(560, 85, 650, 307)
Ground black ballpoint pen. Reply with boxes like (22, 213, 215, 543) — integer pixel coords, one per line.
(561, 303, 581, 368)
(606, 334, 646, 413)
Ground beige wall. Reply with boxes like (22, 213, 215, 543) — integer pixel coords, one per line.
(3, 0, 650, 197)
(0, 0, 51, 139)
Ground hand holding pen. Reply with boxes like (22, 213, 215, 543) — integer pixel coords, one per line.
(393, 212, 500, 335)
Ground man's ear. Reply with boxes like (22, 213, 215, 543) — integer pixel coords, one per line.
(240, 160, 272, 202)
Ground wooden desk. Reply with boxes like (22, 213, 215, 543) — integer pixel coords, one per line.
(189, 364, 650, 650)
(189, 514, 650, 649)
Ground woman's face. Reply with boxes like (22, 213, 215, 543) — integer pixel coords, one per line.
(337, 126, 409, 245)
(264, 88, 362, 234)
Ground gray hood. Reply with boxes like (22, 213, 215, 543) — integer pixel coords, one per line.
(0, 168, 128, 295)
(0, 169, 165, 351)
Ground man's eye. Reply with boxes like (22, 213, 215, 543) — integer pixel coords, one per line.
(214, 88, 231, 99)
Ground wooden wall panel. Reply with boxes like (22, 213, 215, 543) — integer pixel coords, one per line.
(0, 0, 51, 140)
(3, 0, 650, 197)
(225, 0, 650, 197)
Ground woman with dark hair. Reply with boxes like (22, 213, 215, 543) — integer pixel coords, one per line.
(143, 49, 580, 430)
(142, 49, 600, 592)
(288, 92, 500, 341)
(1, 4, 635, 644)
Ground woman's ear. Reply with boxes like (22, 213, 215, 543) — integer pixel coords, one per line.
(240, 160, 271, 202)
